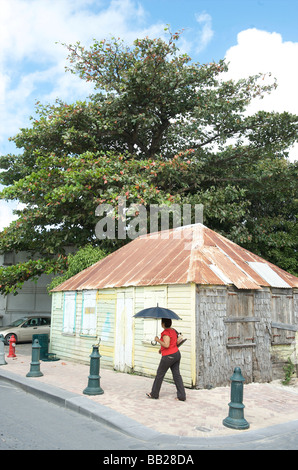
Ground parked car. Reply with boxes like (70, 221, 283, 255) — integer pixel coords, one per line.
(0, 316, 51, 345)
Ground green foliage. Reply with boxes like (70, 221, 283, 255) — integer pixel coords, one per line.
(0, 28, 297, 294)
(49, 245, 106, 292)
(282, 357, 296, 386)
(0, 256, 67, 296)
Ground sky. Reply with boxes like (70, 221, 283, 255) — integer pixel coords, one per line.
(0, 0, 298, 230)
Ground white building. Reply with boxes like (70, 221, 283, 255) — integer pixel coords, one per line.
(0, 252, 53, 326)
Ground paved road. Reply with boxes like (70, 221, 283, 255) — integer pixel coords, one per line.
(2, 343, 298, 451)
(0, 381, 159, 451)
(1, 379, 298, 451)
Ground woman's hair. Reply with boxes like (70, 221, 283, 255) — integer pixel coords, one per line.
(162, 318, 172, 328)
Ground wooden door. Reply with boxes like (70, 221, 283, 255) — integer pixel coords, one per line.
(114, 290, 134, 372)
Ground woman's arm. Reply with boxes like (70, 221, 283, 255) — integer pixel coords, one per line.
(155, 335, 170, 348)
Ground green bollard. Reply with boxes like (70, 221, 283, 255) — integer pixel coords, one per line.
(83, 344, 104, 396)
(223, 367, 249, 430)
(26, 339, 44, 377)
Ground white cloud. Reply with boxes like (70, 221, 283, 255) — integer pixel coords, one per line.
(0, 0, 166, 230)
(0, 0, 156, 65)
(195, 11, 214, 53)
(1, 6, 297, 230)
(0, 0, 165, 150)
(224, 28, 298, 160)
(0, 200, 18, 231)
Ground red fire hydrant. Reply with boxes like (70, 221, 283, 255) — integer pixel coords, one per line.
(7, 335, 16, 358)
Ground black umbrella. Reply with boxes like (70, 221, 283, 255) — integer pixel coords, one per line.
(134, 304, 181, 320)
(134, 304, 181, 345)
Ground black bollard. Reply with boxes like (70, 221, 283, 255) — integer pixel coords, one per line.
(26, 339, 43, 377)
(83, 344, 104, 395)
(223, 367, 249, 430)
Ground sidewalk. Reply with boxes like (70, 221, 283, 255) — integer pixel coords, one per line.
(1, 344, 298, 440)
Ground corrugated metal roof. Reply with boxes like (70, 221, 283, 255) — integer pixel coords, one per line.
(247, 262, 291, 288)
(52, 223, 298, 292)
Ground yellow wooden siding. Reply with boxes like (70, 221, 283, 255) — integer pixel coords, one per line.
(50, 292, 93, 363)
(168, 283, 196, 387)
(50, 290, 116, 367)
(97, 290, 116, 369)
(114, 287, 134, 372)
(50, 283, 196, 387)
(133, 284, 195, 388)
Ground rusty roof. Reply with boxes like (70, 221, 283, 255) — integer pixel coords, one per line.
(52, 224, 298, 292)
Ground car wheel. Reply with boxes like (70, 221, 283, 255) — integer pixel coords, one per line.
(5, 333, 17, 345)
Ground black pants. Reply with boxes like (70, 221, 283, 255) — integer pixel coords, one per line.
(151, 350, 186, 400)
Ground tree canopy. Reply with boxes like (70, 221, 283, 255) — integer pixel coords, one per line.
(0, 28, 297, 295)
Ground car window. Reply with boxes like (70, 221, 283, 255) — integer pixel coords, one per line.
(9, 318, 27, 327)
(40, 318, 50, 325)
(23, 318, 39, 327)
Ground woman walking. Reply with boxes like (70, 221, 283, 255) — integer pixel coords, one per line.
(146, 318, 186, 401)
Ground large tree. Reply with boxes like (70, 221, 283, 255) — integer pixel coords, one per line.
(0, 29, 297, 294)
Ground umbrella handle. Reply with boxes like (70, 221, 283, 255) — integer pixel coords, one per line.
(152, 319, 159, 346)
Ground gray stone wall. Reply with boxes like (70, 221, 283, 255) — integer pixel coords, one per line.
(196, 286, 229, 389)
(196, 286, 273, 389)
(252, 288, 272, 382)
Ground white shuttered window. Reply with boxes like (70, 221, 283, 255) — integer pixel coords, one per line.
(81, 290, 97, 336)
(63, 292, 76, 334)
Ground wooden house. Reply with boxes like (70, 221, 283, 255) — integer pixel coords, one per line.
(50, 224, 298, 388)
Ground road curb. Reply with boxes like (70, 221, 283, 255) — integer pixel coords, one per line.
(1, 368, 298, 449)
(0, 369, 160, 441)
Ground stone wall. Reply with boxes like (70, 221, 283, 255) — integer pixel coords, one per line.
(270, 288, 298, 380)
(196, 286, 273, 389)
(252, 288, 272, 382)
(196, 286, 229, 389)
